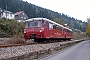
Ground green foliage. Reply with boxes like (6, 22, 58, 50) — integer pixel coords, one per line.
(0, 31, 8, 38)
(53, 18, 64, 26)
(72, 29, 87, 39)
(0, 19, 24, 38)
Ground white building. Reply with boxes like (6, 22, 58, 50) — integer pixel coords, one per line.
(0, 8, 14, 19)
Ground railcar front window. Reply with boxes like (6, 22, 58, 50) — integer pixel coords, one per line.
(25, 21, 29, 28)
(38, 21, 42, 27)
(29, 21, 36, 28)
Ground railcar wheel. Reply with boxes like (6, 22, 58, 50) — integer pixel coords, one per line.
(68, 38, 71, 41)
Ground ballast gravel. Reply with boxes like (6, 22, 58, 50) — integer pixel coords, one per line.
(0, 41, 77, 59)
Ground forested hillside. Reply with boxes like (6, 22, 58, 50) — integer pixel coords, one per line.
(0, 0, 87, 32)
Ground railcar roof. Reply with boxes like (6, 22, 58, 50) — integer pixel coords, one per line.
(26, 18, 72, 31)
(26, 18, 64, 27)
(63, 27, 72, 31)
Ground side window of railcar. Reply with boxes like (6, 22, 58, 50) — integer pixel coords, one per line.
(67, 29, 72, 33)
(70, 31, 72, 33)
(63, 28, 66, 32)
(25, 21, 29, 28)
(58, 26, 62, 30)
(38, 20, 42, 27)
(53, 24, 56, 29)
(67, 29, 69, 33)
(56, 26, 59, 30)
(62, 28, 64, 32)
(58, 26, 61, 30)
(49, 23, 53, 29)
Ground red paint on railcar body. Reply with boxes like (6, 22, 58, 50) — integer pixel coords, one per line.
(24, 18, 72, 42)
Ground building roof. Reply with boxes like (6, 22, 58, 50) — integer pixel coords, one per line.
(5, 11, 13, 14)
(0, 8, 13, 14)
(14, 11, 24, 16)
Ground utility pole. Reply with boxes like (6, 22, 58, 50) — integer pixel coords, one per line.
(6, 5, 7, 20)
(6, 0, 7, 20)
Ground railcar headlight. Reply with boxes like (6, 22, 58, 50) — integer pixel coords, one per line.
(24, 29, 26, 33)
(40, 29, 42, 32)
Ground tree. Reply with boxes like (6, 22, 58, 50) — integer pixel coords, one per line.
(86, 24, 90, 37)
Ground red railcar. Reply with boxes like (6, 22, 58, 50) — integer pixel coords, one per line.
(24, 18, 72, 42)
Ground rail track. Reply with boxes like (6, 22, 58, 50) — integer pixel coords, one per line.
(0, 39, 84, 48)
(0, 43, 37, 48)
(0, 41, 59, 48)
(0, 40, 66, 48)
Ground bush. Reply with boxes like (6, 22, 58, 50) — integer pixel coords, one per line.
(0, 19, 24, 38)
(0, 31, 8, 38)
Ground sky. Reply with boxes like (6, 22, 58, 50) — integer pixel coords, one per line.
(23, 0, 90, 22)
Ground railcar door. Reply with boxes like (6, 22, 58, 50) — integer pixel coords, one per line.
(61, 28, 66, 39)
(63, 28, 67, 39)
(44, 21, 49, 38)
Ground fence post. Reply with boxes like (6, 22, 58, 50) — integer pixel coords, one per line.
(36, 52, 38, 58)
(18, 56, 20, 60)
(48, 49, 50, 54)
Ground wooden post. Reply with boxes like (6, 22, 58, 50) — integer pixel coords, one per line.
(48, 49, 50, 54)
(36, 52, 38, 58)
(18, 56, 20, 60)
